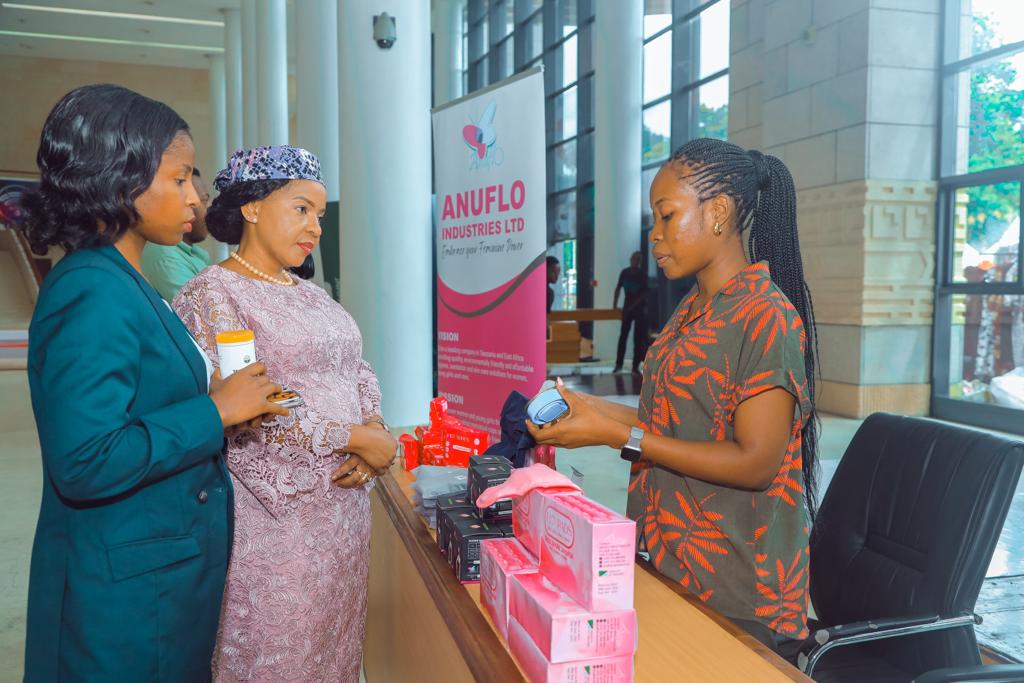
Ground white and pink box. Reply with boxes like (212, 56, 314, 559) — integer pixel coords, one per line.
(509, 572, 636, 663)
(508, 616, 634, 683)
(512, 489, 574, 558)
(479, 537, 539, 639)
(514, 490, 637, 612)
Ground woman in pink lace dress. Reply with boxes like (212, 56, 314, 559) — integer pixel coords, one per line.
(173, 146, 398, 681)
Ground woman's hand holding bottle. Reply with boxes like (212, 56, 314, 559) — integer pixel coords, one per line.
(209, 362, 290, 428)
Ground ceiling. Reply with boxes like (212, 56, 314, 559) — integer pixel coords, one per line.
(0, 0, 301, 71)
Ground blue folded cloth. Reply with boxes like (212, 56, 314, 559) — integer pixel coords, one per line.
(482, 390, 538, 468)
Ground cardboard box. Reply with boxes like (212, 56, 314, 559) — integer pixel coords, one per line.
(510, 573, 636, 662)
(399, 433, 420, 471)
(480, 538, 539, 639)
(513, 489, 579, 558)
(430, 396, 449, 429)
(449, 514, 503, 582)
(436, 495, 474, 555)
(508, 617, 634, 683)
(469, 457, 513, 519)
(538, 494, 636, 612)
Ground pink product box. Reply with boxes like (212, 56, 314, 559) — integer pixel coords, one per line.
(508, 617, 634, 683)
(479, 538, 539, 639)
(513, 489, 579, 558)
(509, 573, 636, 663)
(528, 492, 637, 612)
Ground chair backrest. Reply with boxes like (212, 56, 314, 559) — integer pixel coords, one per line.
(810, 413, 1023, 675)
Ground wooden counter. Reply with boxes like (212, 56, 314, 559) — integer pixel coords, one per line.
(364, 468, 812, 682)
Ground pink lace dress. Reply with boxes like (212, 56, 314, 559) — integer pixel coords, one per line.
(173, 265, 380, 682)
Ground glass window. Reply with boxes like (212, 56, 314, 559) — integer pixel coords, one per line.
(698, 76, 729, 140)
(699, 1, 730, 78)
(557, 0, 578, 38)
(935, 0, 1024, 434)
(952, 182, 1021, 283)
(495, 0, 515, 40)
(643, 101, 672, 165)
(642, 166, 660, 228)
(553, 85, 578, 141)
(554, 139, 577, 190)
(950, 51, 1024, 175)
(952, 0, 1024, 61)
(944, 293, 1024, 405)
(644, 0, 672, 39)
(525, 13, 543, 61)
(550, 191, 577, 241)
(558, 34, 578, 88)
(497, 36, 515, 79)
(644, 30, 672, 103)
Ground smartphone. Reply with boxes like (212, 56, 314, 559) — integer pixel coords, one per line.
(268, 386, 305, 409)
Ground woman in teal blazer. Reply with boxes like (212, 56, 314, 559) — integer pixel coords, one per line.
(20, 85, 287, 682)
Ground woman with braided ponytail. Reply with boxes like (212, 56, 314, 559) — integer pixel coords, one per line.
(529, 138, 819, 651)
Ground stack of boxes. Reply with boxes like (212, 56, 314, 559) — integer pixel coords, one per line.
(400, 397, 491, 470)
(436, 454, 515, 582)
(480, 488, 638, 682)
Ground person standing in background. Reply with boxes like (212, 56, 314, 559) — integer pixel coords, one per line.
(546, 255, 561, 313)
(141, 168, 213, 301)
(613, 250, 649, 374)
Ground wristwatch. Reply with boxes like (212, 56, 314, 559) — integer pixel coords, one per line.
(620, 426, 645, 463)
(367, 416, 391, 434)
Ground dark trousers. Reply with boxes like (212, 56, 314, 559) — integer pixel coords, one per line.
(616, 305, 648, 370)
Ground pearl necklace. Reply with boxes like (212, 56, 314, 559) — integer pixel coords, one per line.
(230, 251, 295, 286)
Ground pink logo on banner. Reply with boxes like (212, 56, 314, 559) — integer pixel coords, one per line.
(462, 101, 497, 159)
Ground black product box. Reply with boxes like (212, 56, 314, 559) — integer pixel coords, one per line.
(494, 518, 515, 537)
(449, 515, 503, 582)
(436, 495, 474, 555)
(441, 508, 480, 561)
(468, 457, 513, 519)
(470, 454, 513, 467)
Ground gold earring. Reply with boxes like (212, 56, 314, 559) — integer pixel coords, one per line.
(713, 222, 722, 236)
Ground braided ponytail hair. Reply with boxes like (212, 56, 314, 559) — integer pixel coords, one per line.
(669, 138, 821, 519)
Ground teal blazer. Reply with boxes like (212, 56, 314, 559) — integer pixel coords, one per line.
(24, 246, 232, 682)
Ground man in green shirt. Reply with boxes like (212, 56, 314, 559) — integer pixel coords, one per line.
(141, 168, 213, 302)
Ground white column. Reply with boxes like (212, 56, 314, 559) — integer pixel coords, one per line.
(256, 0, 289, 145)
(432, 0, 465, 107)
(295, 0, 339, 291)
(207, 54, 227, 172)
(222, 7, 243, 155)
(240, 0, 260, 147)
(594, 1, 643, 364)
(338, 0, 433, 426)
(205, 54, 230, 262)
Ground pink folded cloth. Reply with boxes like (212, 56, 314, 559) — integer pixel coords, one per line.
(474, 464, 581, 509)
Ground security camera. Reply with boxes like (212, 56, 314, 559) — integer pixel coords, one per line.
(373, 13, 396, 49)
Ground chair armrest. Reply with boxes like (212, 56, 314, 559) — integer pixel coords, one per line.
(913, 664, 1024, 683)
(797, 613, 980, 677)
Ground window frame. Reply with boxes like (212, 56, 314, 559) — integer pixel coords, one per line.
(461, 0, 596, 312)
(931, 0, 1024, 434)
(643, 0, 731, 327)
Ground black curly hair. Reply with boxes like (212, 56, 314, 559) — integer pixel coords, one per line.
(19, 84, 190, 255)
(205, 179, 289, 245)
(668, 138, 821, 519)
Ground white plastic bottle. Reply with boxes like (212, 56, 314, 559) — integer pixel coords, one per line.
(215, 330, 257, 377)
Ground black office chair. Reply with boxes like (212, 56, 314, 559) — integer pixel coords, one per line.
(913, 665, 1024, 682)
(793, 413, 1023, 682)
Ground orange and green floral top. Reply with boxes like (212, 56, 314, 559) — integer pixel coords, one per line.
(626, 261, 813, 639)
